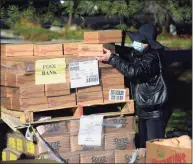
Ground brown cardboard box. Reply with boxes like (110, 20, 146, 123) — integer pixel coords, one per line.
(2, 148, 23, 161)
(104, 116, 136, 133)
(60, 152, 80, 163)
(34, 43, 63, 56)
(38, 134, 70, 154)
(146, 140, 192, 163)
(40, 152, 80, 163)
(115, 149, 146, 163)
(10, 85, 45, 98)
(12, 96, 48, 111)
(63, 42, 80, 55)
(78, 43, 103, 56)
(70, 134, 105, 152)
(45, 83, 70, 97)
(4, 73, 35, 87)
(103, 88, 130, 102)
(101, 68, 123, 79)
(77, 85, 102, 93)
(1, 73, 6, 86)
(1, 44, 34, 56)
(1, 86, 16, 97)
(67, 119, 80, 134)
(1, 97, 12, 109)
(102, 84, 125, 91)
(102, 77, 124, 87)
(47, 94, 76, 108)
(76, 91, 103, 104)
(78, 43, 115, 56)
(36, 121, 68, 137)
(105, 132, 135, 150)
(80, 150, 115, 163)
(84, 30, 122, 43)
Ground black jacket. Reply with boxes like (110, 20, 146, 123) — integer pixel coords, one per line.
(108, 48, 166, 119)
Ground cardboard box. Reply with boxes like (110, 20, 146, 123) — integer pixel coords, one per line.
(12, 96, 48, 111)
(40, 152, 80, 163)
(78, 43, 115, 56)
(7, 133, 38, 156)
(63, 42, 80, 55)
(80, 150, 115, 163)
(34, 43, 63, 56)
(105, 132, 135, 150)
(76, 91, 103, 104)
(10, 85, 45, 98)
(78, 43, 103, 56)
(45, 83, 70, 97)
(1, 97, 12, 109)
(102, 77, 124, 87)
(1, 86, 16, 98)
(102, 84, 125, 92)
(70, 134, 105, 152)
(115, 149, 146, 163)
(67, 119, 80, 134)
(103, 88, 130, 102)
(101, 68, 123, 79)
(77, 85, 102, 93)
(84, 30, 122, 43)
(2, 148, 23, 161)
(24, 140, 38, 156)
(1, 159, 58, 163)
(4, 73, 35, 87)
(36, 121, 68, 137)
(146, 140, 192, 163)
(47, 94, 76, 108)
(39, 134, 70, 154)
(104, 116, 136, 133)
(1, 44, 34, 56)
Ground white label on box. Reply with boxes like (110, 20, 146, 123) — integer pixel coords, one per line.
(69, 60, 99, 88)
(78, 115, 103, 146)
(109, 89, 126, 101)
(35, 58, 66, 85)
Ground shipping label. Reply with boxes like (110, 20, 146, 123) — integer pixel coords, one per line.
(69, 60, 99, 88)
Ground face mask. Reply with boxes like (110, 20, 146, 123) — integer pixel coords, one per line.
(132, 41, 146, 52)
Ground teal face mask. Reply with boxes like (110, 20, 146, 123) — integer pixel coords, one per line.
(132, 41, 146, 52)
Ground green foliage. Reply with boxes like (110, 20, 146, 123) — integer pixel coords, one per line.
(0, 7, 5, 19)
(161, 0, 192, 23)
(5, 5, 20, 27)
(115, 24, 128, 30)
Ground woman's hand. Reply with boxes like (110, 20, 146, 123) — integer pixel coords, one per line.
(96, 48, 112, 62)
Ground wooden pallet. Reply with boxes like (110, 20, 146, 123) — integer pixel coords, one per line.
(1, 100, 134, 125)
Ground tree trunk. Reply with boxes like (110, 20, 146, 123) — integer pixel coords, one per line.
(67, 13, 72, 26)
(121, 16, 128, 47)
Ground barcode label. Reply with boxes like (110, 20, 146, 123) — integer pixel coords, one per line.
(70, 66, 80, 71)
(86, 75, 99, 83)
(69, 62, 80, 71)
(109, 89, 126, 101)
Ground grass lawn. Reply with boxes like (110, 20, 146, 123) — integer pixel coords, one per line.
(11, 26, 192, 49)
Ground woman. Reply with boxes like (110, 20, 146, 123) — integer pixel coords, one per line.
(97, 24, 171, 148)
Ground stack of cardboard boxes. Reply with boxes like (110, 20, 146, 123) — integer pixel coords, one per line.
(1, 30, 132, 112)
(34, 115, 146, 163)
(1, 30, 141, 163)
